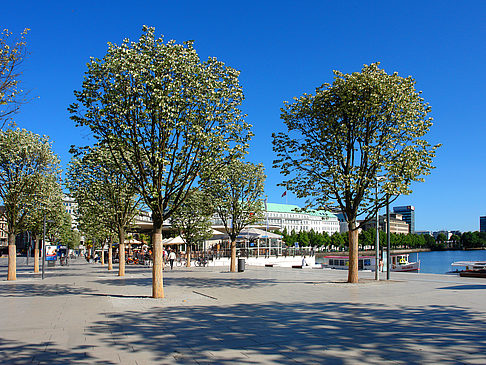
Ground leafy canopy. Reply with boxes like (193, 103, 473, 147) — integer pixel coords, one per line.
(0, 28, 30, 127)
(203, 159, 266, 241)
(0, 128, 60, 234)
(171, 188, 214, 246)
(273, 63, 440, 226)
(69, 26, 252, 225)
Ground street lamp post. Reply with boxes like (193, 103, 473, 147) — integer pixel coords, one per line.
(375, 182, 379, 281)
(375, 176, 386, 281)
(42, 215, 46, 280)
(26, 231, 31, 266)
(386, 194, 391, 280)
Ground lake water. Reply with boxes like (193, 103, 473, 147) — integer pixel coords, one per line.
(409, 250, 486, 274)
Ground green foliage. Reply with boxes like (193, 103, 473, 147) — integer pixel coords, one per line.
(0, 28, 30, 127)
(25, 172, 65, 243)
(203, 159, 266, 241)
(69, 26, 252, 227)
(436, 233, 447, 243)
(461, 232, 486, 249)
(171, 188, 214, 246)
(0, 128, 61, 235)
(67, 144, 140, 243)
(424, 234, 436, 248)
(273, 63, 440, 227)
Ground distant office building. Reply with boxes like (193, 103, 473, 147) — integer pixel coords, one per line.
(332, 210, 349, 233)
(360, 213, 409, 234)
(62, 195, 78, 229)
(481, 216, 486, 233)
(393, 206, 415, 233)
(433, 230, 452, 240)
(415, 231, 433, 236)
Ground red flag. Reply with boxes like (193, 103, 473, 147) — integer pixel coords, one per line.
(281, 191, 287, 197)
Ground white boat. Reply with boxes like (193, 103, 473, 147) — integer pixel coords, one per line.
(319, 253, 420, 272)
(390, 254, 420, 272)
(451, 261, 486, 271)
(451, 261, 486, 278)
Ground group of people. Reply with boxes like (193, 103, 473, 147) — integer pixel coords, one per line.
(163, 248, 177, 270)
(85, 246, 181, 270)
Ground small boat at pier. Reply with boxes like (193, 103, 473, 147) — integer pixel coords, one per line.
(451, 261, 486, 278)
(391, 254, 420, 272)
(319, 254, 419, 272)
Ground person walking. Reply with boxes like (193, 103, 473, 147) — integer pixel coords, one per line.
(168, 250, 177, 270)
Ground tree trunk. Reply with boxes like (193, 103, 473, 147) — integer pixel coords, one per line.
(186, 244, 191, 267)
(230, 240, 236, 272)
(152, 224, 164, 298)
(108, 238, 113, 271)
(7, 232, 16, 280)
(347, 220, 359, 283)
(118, 228, 125, 276)
(34, 235, 40, 273)
(101, 246, 105, 265)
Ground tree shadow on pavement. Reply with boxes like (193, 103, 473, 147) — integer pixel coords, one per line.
(0, 283, 94, 297)
(437, 284, 486, 290)
(0, 337, 115, 365)
(86, 301, 486, 364)
(96, 276, 279, 290)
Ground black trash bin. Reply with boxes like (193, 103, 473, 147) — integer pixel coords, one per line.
(238, 258, 245, 272)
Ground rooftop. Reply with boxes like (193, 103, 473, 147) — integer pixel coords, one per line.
(266, 202, 337, 219)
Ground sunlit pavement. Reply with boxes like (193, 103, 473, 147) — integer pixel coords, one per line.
(1, 257, 486, 364)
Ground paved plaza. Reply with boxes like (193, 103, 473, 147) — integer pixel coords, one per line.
(1, 257, 486, 364)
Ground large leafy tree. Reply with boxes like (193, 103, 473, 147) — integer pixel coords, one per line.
(273, 63, 439, 283)
(67, 145, 141, 274)
(69, 27, 252, 298)
(0, 28, 29, 128)
(0, 128, 60, 280)
(171, 188, 213, 267)
(203, 160, 265, 272)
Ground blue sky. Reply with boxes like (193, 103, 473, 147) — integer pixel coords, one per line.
(3, 1, 485, 232)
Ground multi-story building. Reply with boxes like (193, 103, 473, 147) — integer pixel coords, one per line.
(480, 216, 486, 233)
(265, 203, 340, 235)
(393, 206, 415, 233)
(210, 202, 340, 236)
(62, 195, 78, 229)
(360, 213, 410, 234)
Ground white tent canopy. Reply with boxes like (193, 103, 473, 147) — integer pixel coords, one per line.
(164, 236, 185, 245)
(237, 227, 282, 240)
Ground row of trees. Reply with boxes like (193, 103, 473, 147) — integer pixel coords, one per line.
(0, 128, 77, 280)
(4, 25, 441, 290)
(0, 29, 79, 280)
(67, 27, 267, 297)
(278, 228, 486, 251)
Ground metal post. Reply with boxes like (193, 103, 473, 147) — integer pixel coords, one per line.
(386, 194, 391, 280)
(375, 181, 379, 281)
(42, 215, 46, 280)
(26, 231, 30, 266)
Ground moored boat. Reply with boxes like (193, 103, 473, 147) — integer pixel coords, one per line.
(451, 261, 486, 278)
(319, 254, 420, 272)
(390, 254, 420, 272)
(320, 255, 375, 270)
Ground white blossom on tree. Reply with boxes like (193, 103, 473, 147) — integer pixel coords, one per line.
(69, 26, 252, 297)
(273, 63, 440, 283)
